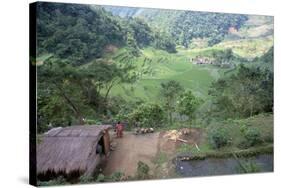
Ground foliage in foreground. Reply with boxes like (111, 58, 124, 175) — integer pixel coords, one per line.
(235, 157, 261, 173)
(38, 176, 68, 186)
(78, 161, 151, 183)
(136, 161, 150, 180)
(93, 172, 125, 182)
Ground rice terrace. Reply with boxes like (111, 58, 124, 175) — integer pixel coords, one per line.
(33, 2, 274, 186)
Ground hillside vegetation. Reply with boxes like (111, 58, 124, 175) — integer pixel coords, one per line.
(104, 6, 248, 47)
(36, 2, 273, 140)
(37, 3, 176, 65)
(36, 2, 273, 184)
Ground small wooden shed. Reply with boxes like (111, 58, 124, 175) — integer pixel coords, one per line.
(37, 125, 112, 180)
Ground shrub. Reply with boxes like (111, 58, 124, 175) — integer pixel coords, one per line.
(128, 103, 165, 128)
(236, 161, 261, 173)
(95, 174, 105, 182)
(208, 126, 230, 149)
(244, 128, 262, 146)
(38, 176, 68, 186)
(243, 161, 261, 173)
(239, 123, 248, 134)
(94, 172, 124, 182)
(79, 174, 95, 183)
(109, 172, 124, 181)
(136, 161, 150, 179)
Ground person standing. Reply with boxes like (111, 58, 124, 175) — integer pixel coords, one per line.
(116, 121, 124, 138)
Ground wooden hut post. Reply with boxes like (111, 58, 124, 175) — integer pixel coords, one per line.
(102, 129, 110, 156)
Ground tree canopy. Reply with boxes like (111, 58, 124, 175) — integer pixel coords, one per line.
(208, 64, 273, 118)
(37, 2, 177, 65)
(160, 80, 184, 124)
(171, 11, 248, 47)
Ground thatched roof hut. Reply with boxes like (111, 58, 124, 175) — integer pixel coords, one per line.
(37, 125, 112, 180)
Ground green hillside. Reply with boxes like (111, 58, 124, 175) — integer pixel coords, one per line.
(35, 3, 273, 184)
(104, 6, 273, 55)
(103, 6, 248, 47)
(36, 2, 273, 132)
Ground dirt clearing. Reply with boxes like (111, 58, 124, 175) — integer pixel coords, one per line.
(102, 128, 203, 178)
(103, 131, 160, 176)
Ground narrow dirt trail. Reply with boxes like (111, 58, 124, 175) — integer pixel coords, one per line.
(103, 131, 160, 176)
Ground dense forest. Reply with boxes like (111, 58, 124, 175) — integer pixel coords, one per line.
(37, 3, 176, 65)
(37, 4, 125, 65)
(104, 6, 248, 47)
(171, 11, 248, 47)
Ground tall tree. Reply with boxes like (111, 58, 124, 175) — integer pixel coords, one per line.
(177, 90, 202, 123)
(160, 80, 184, 125)
(37, 60, 88, 127)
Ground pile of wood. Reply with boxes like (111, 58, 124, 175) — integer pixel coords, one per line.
(164, 129, 200, 151)
(163, 130, 184, 142)
(135, 127, 154, 135)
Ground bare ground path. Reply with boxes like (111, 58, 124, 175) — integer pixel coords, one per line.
(103, 131, 160, 176)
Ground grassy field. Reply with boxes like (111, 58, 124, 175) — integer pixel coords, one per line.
(36, 40, 272, 103)
(101, 32, 273, 102)
(107, 47, 233, 102)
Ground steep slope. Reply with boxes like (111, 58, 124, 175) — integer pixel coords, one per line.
(37, 2, 126, 65)
(102, 5, 248, 47)
(37, 2, 178, 65)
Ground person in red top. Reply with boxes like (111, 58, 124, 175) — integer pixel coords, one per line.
(116, 121, 124, 138)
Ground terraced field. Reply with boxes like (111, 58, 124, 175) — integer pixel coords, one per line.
(108, 47, 230, 101)
(36, 14, 273, 103)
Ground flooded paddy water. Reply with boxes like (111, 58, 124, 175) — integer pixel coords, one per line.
(175, 154, 273, 177)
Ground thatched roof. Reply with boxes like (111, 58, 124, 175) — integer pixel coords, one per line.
(37, 125, 112, 178)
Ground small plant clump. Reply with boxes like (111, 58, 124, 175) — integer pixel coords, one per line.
(236, 160, 261, 173)
(136, 161, 150, 179)
(38, 176, 68, 186)
(244, 128, 263, 147)
(208, 126, 231, 149)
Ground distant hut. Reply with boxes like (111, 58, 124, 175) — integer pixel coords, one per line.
(37, 125, 112, 180)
